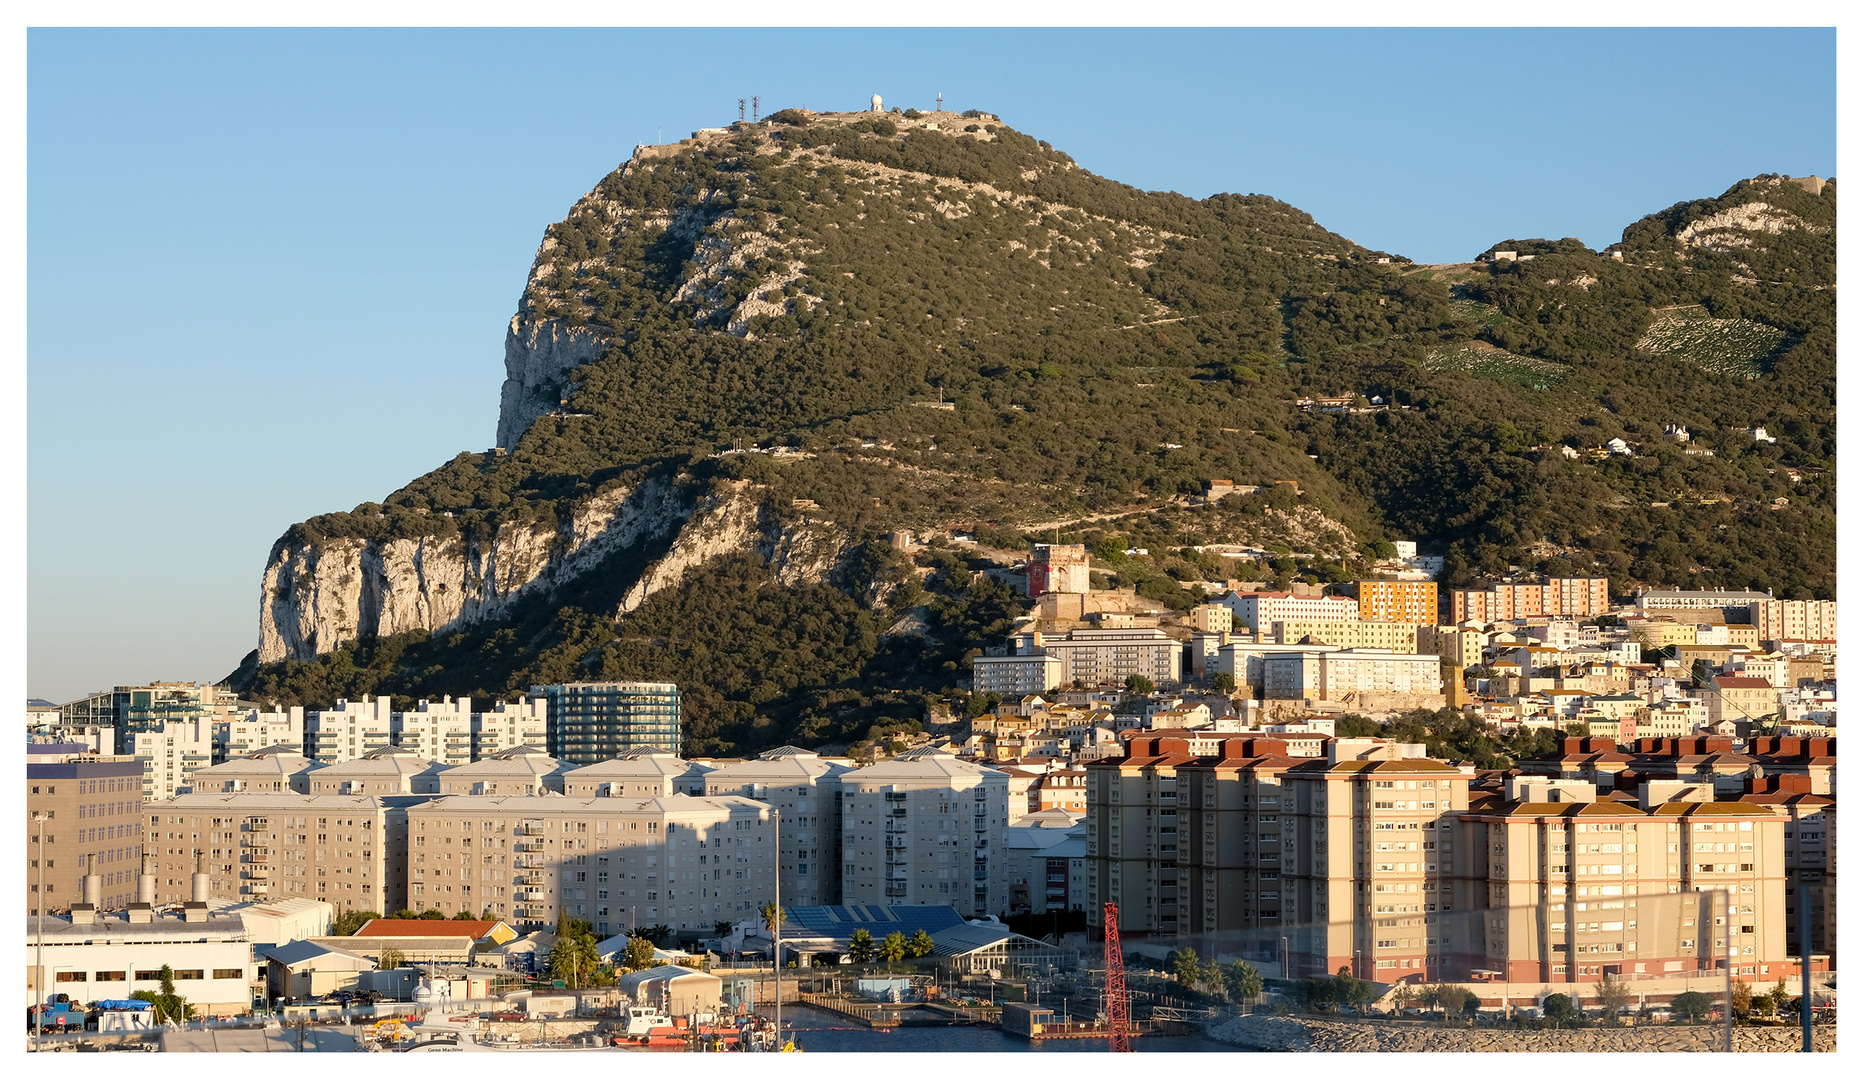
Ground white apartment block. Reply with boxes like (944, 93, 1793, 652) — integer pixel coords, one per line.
(391, 697, 476, 766)
(703, 746, 852, 907)
(470, 697, 550, 758)
(1215, 641, 1336, 695)
(302, 697, 394, 764)
(1262, 648, 1443, 710)
(972, 653, 1066, 695)
(405, 794, 774, 940)
(129, 719, 216, 802)
(564, 747, 713, 798)
(840, 749, 1011, 916)
(217, 708, 304, 762)
(1019, 628, 1185, 689)
(1220, 591, 1360, 634)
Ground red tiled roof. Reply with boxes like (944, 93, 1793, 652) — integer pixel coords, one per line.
(1713, 676, 1774, 689)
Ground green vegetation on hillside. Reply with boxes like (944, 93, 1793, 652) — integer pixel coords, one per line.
(234, 119, 1835, 748)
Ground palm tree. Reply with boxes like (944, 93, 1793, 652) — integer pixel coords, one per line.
(908, 929, 935, 958)
(849, 929, 876, 963)
(881, 931, 908, 963)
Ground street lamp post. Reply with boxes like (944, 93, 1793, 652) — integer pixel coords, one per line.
(34, 811, 47, 1052)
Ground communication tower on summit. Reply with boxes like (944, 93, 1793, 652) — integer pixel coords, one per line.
(738, 98, 745, 121)
(936, 91, 944, 111)
(753, 96, 760, 121)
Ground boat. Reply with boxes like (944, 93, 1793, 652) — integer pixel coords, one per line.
(610, 1005, 742, 1048)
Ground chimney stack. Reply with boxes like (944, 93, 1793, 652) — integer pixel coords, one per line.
(83, 868, 102, 909)
(137, 855, 156, 905)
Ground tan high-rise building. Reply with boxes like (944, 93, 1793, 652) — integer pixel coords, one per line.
(27, 745, 147, 913)
(1267, 620, 1420, 651)
(405, 794, 773, 939)
(1355, 580, 1438, 624)
(704, 747, 850, 907)
(144, 793, 408, 915)
(1747, 598, 1837, 645)
(1278, 741, 1471, 980)
(1457, 777, 1789, 986)
(840, 750, 1011, 916)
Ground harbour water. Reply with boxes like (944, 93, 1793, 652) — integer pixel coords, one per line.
(756, 1004, 1242, 1052)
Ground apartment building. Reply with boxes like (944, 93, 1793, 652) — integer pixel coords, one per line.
(972, 653, 1066, 695)
(1423, 624, 1486, 672)
(840, 749, 1011, 917)
(1188, 603, 1233, 634)
(470, 697, 550, 759)
(1220, 591, 1360, 634)
(1174, 738, 1313, 940)
(218, 708, 305, 762)
(1277, 741, 1471, 980)
(127, 718, 216, 802)
(1747, 598, 1837, 646)
(703, 747, 851, 906)
(26, 744, 147, 913)
(305, 746, 448, 795)
(1354, 581, 1438, 625)
(391, 697, 476, 766)
(1012, 627, 1185, 689)
(302, 697, 395, 765)
(1085, 738, 1196, 939)
(404, 794, 774, 940)
(1266, 620, 1421, 652)
(1636, 589, 1774, 615)
(1262, 648, 1444, 711)
(144, 793, 409, 914)
(533, 681, 682, 763)
(1705, 675, 1780, 727)
(1458, 778, 1789, 985)
(565, 746, 714, 798)
(437, 745, 571, 795)
(1005, 811, 1087, 915)
(1449, 578, 1611, 622)
(189, 747, 321, 794)
(1215, 641, 1336, 695)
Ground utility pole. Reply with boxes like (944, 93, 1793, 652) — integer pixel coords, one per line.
(773, 806, 781, 1048)
(34, 811, 47, 1052)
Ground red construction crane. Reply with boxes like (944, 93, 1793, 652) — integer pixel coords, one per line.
(1103, 901, 1131, 1052)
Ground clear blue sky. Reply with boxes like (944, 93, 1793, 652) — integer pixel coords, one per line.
(27, 27, 1836, 702)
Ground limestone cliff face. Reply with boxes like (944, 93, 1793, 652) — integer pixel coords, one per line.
(496, 315, 610, 450)
(615, 480, 846, 617)
(258, 475, 687, 663)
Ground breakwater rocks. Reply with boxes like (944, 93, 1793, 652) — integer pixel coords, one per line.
(1205, 1014, 1836, 1053)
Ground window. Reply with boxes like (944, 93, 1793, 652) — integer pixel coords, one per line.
(56, 972, 88, 983)
(213, 968, 244, 980)
(94, 971, 126, 982)
(135, 970, 163, 981)
(170, 970, 204, 981)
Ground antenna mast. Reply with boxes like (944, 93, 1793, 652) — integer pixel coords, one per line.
(752, 96, 761, 122)
(738, 98, 746, 122)
(1103, 902, 1130, 1051)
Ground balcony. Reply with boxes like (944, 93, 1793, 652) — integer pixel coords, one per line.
(514, 824, 546, 836)
(515, 872, 544, 886)
(514, 840, 547, 853)
(241, 867, 271, 879)
(242, 883, 269, 895)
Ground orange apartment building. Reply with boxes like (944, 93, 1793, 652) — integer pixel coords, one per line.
(1354, 580, 1439, 624)
(1450, 578, 1612, 623)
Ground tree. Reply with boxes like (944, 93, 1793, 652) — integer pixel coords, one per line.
(131, 964, 195, 1024)
(1124, 674, 1155, 697)
(1389, 983, 1415, 1014)
(1671, 990, 1713, 1023)
(418, 909, 446, 920)
(1172, 947, 1203, 990)
(377, 947, 406, 971)
(760, 900, 786, 937)
(1763, 979, 1792, 1018)
(1210, 672, 1237, 694)
(880, 931, 908, 962)
(908, 929, 935, 958)
(622, 934, 656, 971)
(1730, 978, 1753, 1019)
(1592, 973, 1633, 1023)
(454, 910, 474, 920)
(334, 909, 379, 936)
(1222, 959, 1263, 1003)
(715, 921, 734, 938)
(1542, 993, 1578, 1028)
(550, 912, 599, 988)
(849, 929, 876, 963)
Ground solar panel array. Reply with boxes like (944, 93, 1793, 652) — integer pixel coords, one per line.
(786, 903, 968, 938)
